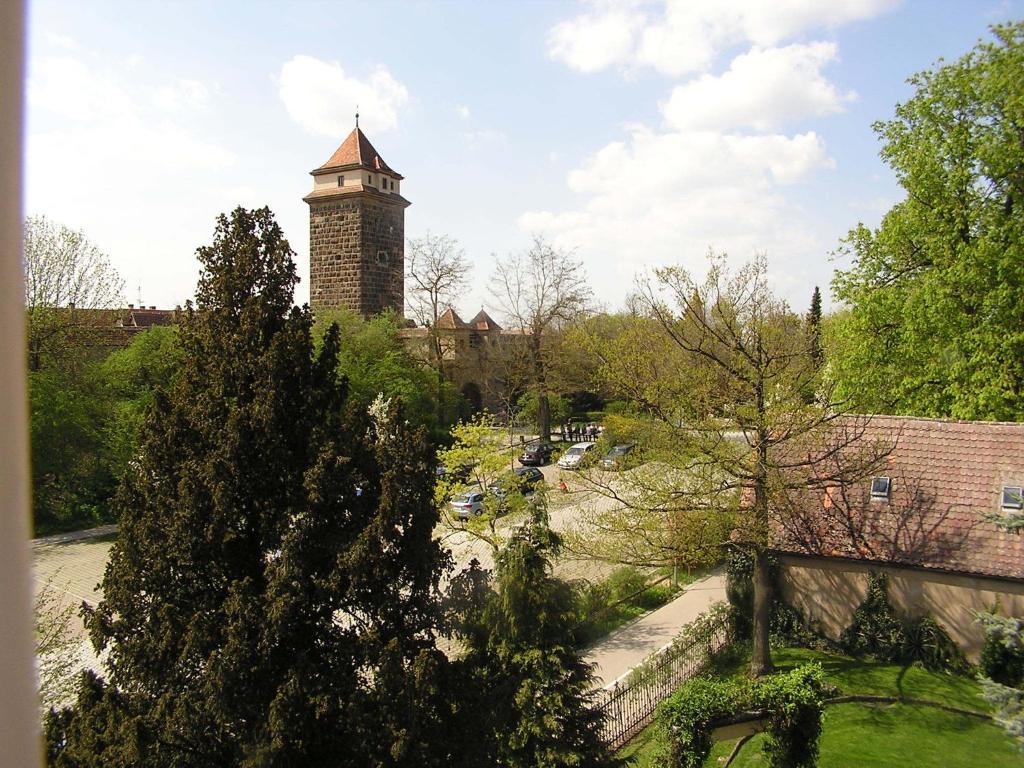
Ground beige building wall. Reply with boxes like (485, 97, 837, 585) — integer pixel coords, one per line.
(779, 554, 1024, 660)
(312, 170, 398, 194)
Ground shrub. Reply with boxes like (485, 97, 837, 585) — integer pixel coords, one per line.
(606, 566, 649, 602)
(977, 610, 1024, 687)
(755, 665, 827, 768)
(841, 572, 967, 673)
(658, 663, 826, 768)
(840, 572, 906, 662)
(904, 615, 970, 674)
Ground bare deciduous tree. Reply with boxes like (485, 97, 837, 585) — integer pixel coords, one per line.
(406, 232, 471, 421)
(490, 236, 591, 440)
(23, 215, 124, 371)
(569, 254, 891, 677)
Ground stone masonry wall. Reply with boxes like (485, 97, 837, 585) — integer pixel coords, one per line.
(358, 196, 405, 316)
(308, 193, 404, 317)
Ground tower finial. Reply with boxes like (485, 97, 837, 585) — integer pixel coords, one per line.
(355, 105, 359, 128)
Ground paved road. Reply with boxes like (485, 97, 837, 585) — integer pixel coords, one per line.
(584, 570, 727, 688)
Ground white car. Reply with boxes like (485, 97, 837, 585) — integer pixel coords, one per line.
(557, 442, 595, 470)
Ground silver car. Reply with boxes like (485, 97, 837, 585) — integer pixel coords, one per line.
(449, 490, 485, 521)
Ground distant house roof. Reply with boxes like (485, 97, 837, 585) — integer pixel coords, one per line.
(119, 306, 177, 328)
(773, 415, 1024, 582)
(436, 307, 468, 330)
(315, 126, 402, 178)
(469, 309, 502, 331)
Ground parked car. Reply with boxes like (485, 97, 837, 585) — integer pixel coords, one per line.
(437, 462, 473, 484)
(601, 443, 635, 470)
(449, 490, 486, 521)
(557, 442, 595, 469)
(488, 466, 544, 499)
(519, 441, 555, 466)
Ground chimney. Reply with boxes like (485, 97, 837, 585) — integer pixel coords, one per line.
(150, 305, 156, 310)
(67, 301, 75, 309)
(128, 304, 134, 309)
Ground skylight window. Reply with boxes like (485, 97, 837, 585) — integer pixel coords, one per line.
(870, 476, 891, 501)
(1002, 486, 1023, 511)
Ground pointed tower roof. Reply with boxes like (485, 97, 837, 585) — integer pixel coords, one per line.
(315, 126, 402, 178)
(436, 307, 468, 330)
(469, 309, 502, 331)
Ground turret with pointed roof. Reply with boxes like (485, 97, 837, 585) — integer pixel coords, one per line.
(304, 119, 410, 318)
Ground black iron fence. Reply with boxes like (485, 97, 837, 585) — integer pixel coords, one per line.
(591, 607, 731, 750)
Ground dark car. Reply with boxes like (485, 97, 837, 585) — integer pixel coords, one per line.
(436, 462, 473, 484)
(487, 466, 545, 500)
(519, 442, 555, 466)
(601, 443, 635, 470)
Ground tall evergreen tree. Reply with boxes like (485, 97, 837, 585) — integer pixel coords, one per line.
(451, 498, 619, 768)
(47, 207, 454, 767)
(807, 286, 823, 370)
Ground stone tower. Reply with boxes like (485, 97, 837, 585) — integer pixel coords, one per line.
(304, 121, 410, 317)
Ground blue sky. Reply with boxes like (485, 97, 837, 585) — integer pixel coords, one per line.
(24, 0, 1022, 317)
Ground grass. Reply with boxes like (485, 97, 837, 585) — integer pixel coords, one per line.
(619, 646, 1021, 767)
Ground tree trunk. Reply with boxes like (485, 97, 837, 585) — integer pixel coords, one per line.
(537, 392, 551, 441)
(530, 334, 551, 441)
(749, 548, 774, 677)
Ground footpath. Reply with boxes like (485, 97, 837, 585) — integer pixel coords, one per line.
(584, 570, 727, 688)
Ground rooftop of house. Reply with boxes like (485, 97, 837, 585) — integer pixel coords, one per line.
(772, 414, 1024, 582)
(314, 124, 402, 178)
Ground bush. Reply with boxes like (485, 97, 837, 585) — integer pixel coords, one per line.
(840, 572, 906, 662)
(841, 572, 967, 672)
(606, 566, 649, 601)
(977, 610, 1024, 687)
(658, 663, 826, 768)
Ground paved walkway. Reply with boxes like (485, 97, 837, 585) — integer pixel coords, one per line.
(584, 570, 727, 688)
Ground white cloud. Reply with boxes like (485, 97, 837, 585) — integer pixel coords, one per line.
(661, 42, 854, 131)
(456, 104, 471, 119)
(549, 0, 899, 76)
(519, 123, 834, 306)
(548, 5, 645, 73)
(277, 55, 408, 137)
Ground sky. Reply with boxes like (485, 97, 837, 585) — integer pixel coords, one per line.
(23, 0, 1023, 318)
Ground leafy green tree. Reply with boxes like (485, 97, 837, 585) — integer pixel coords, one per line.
(831, 22, 1024, 419)
(517, 391, 569, 432)
(451, 499, 618, 768)
(313, 306, 458, 437)
(29, 363, 116, 533)
(437, 413, 533, 553)
(584, 254, 888, 678)
(101, 325, 183, 475)
(47, 207, 455, 767)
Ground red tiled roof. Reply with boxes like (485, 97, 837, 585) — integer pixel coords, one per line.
(469, 309, 502, 331)
(773, 415, 1024, 581)
(316, 126, 401, 177)
(436, 307, 468, 330)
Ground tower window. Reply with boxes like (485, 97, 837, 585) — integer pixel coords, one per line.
(337, 175, 344, 187)
(376, 250, 388, 265)
(367, 174, 372, 184)
(390, 180, 395, 190)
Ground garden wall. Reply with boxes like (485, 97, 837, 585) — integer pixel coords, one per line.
(777, 554, 1024, 660)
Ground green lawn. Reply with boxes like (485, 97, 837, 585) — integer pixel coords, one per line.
(619, 647, 1022, 767)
